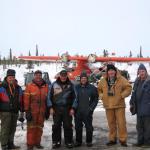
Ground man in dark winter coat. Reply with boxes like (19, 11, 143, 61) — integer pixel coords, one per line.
(47, 70, 75, 149)
(73, 72, 98, 147)
(130, 64, 150, 148)
(0, 69, 23, 150)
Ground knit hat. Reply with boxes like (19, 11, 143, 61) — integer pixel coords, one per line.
(80, 71, 88, 78)
(107, 64, 117, 72)
(34, 70, 42, 75)
(7, 69, 16, 77)
(138, 63, 147, 72)
(60, 70, 67, 76)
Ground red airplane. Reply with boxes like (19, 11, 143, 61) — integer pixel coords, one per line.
(18, 53, 150, 80)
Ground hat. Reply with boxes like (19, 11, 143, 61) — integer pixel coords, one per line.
(107, 64, 117, 72)
(138, 63, 147, 72)
(60, 70, 67, 76)
(34, 70, 42, 75)
(80, 71, 88, 78)
(7, 69, 16, 77)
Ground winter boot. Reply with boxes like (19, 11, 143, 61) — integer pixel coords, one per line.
(35, 144, 44, 149)
(106, 141, 117, 146)
(8, 142, 20, 149)
(65, 143, 74, 149)
(27, 145, 34, 150)
(52, 142, 61, 149)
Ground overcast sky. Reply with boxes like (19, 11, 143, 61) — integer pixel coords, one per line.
(0, 0, 150, 57)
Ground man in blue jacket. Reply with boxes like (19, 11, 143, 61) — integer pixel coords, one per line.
(130, 64, 150, 148)
(0, 69, 23, 150)
(73, 72, 98, 147)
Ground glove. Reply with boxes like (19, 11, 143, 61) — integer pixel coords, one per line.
(26, 111, 32, 122)
(18, 112, 25, 123)
(130, 105, 136, 115)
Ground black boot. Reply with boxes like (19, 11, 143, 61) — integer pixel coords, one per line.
(27, 145, 34, 150)
(35, 144, 44, 149)
(8, 142, 20, 149)
(106, 141, 117, 146)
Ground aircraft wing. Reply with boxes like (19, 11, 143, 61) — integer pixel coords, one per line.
(96, 57, 150, 62)
(18, 56, 60, 61)
(18, 55, 88, 62)
(18, 55, 150, 62)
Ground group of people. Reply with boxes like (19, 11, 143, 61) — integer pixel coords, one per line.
(0, 63, 150, 150)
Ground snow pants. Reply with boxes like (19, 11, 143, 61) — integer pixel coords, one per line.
(105, 108, 127, 142)
(52, 106, 73, 144)
(27, 113, 44, 147)
(75, 111, 93, 143)
(0, 112, 18, 146)
(137, 116, 150, 145)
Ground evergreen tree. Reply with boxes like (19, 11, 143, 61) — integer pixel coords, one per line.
(27, 50, 33, 69)
(35, 44, 39, 66)
(29, 50, 31, 56)
(139, 46, 143, 57)
(129, 51, 132, 57)
(103, 49, 107, 57)
(36, 44, 39, 56)
(9, 48, 13, 61)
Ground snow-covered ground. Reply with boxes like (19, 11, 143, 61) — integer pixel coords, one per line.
(0, 62, 150, 150)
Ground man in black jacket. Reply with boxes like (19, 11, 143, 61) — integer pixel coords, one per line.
(47, 70, 75, 149)
(73, 72, 98, 147)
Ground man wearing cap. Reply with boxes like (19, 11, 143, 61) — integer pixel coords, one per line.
(98, 64, 132, 147)
(24, 70, 49, 150)
(130, 64, 150, 148)
(72, 71, 98, 147)
(47, 70, 75, 149)
(0, 69, 23, 150)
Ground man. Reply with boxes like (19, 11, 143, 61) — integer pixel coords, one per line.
(98, 64, 132, 147)
(47, 70, 75, 149)
(24, 70, 49, 150)
(130, 64, 150, 147)
(0, 69, 23, 150)
(73, 72, 98, 147)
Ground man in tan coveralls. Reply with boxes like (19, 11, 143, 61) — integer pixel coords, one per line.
(98, 64, 132, 147)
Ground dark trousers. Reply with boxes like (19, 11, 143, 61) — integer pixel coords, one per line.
(52, 106, 73, 144)
(0, 112, 18, 146)
(137, 116, 150, 144)
(75, 111, 93, 143)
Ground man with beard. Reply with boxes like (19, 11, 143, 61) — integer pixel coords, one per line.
(47, 70, 75, 149)
(0, 69, 23, 150)
(24, 70, 49, 150)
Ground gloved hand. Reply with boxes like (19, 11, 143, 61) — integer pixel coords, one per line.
(26, 111, 32, 122)
(18, 112, 25, 123)
(130, 105, 136, 115)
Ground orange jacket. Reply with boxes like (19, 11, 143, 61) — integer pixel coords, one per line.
(24, 81, 48, 115)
